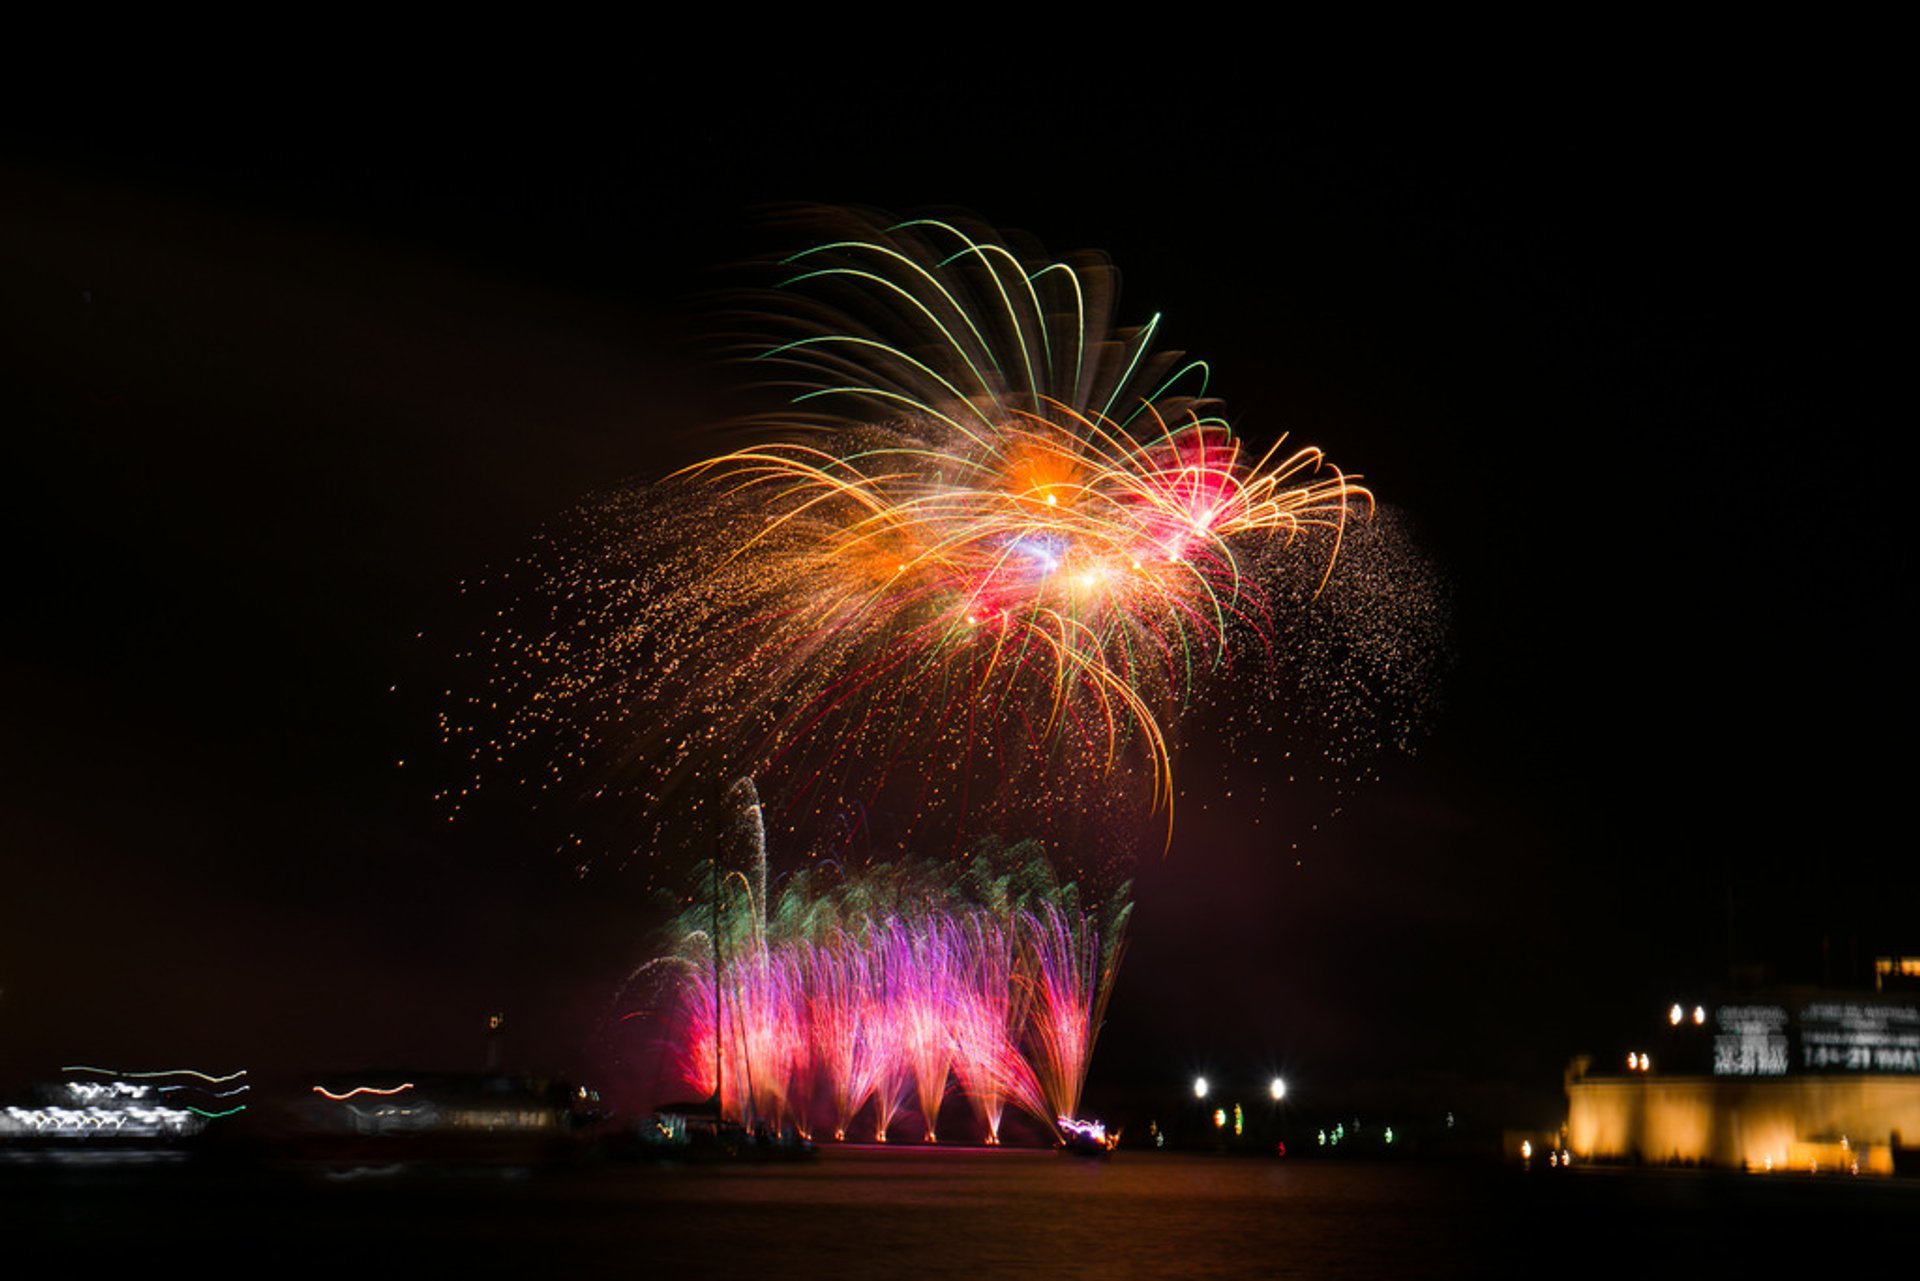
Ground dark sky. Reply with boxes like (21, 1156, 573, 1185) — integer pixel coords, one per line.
(1, 66, 1905, 1118)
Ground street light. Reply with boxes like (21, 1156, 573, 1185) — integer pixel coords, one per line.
(1193, 1076, 1209, 1100)
(1269, 1076, 1287, 1101)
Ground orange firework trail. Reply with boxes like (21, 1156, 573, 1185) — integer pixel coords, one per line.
(685, 404, 1364, 820)
(448, 212, 1374, 860)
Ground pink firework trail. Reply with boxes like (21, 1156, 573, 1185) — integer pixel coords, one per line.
(1020, 901, 1127, 1125)
(946, 915, 1044, 1143)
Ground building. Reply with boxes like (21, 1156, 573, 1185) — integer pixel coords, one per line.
(1565, 984, 1920, 1174)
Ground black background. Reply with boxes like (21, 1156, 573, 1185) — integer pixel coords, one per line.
(2, 51, 1905, 1121)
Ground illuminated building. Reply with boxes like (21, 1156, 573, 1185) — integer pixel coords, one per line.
(1873, 956, 1920, 993)
(1565, 989, 1920, 1174)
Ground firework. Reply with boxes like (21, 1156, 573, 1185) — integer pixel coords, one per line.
(800, 935, 875, 1141)
(1019, 900, 1128, 1126)
(945, 915, 1044, 1144)
(882, 917, 957, 1142)
(650, 905, 1125, 1145)
(449, 211, 1378, 865)
(627, 792, 1129, 1144)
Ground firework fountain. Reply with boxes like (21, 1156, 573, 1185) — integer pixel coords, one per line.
(633, 780, 1130, 1144)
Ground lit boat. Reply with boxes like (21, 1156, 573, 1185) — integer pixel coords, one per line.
(1057, 1116, 1116, 1158)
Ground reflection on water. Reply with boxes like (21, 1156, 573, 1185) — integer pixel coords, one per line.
(3, 1149, 1914, 1276)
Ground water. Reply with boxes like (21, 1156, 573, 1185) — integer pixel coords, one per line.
(6, 1148, 1914, 1275)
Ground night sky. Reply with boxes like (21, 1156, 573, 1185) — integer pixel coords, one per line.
(2, 65, 1904, 1121)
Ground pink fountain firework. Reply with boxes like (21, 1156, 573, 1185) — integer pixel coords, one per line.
(1019, 901, 1126, 1125)
(632, 782, 1129, 1144)
(946, 915, 1043, 1144)
(656, 902, 1124, 1144)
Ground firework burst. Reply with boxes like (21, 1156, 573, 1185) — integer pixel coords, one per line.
(448, 211, 1384, 867)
